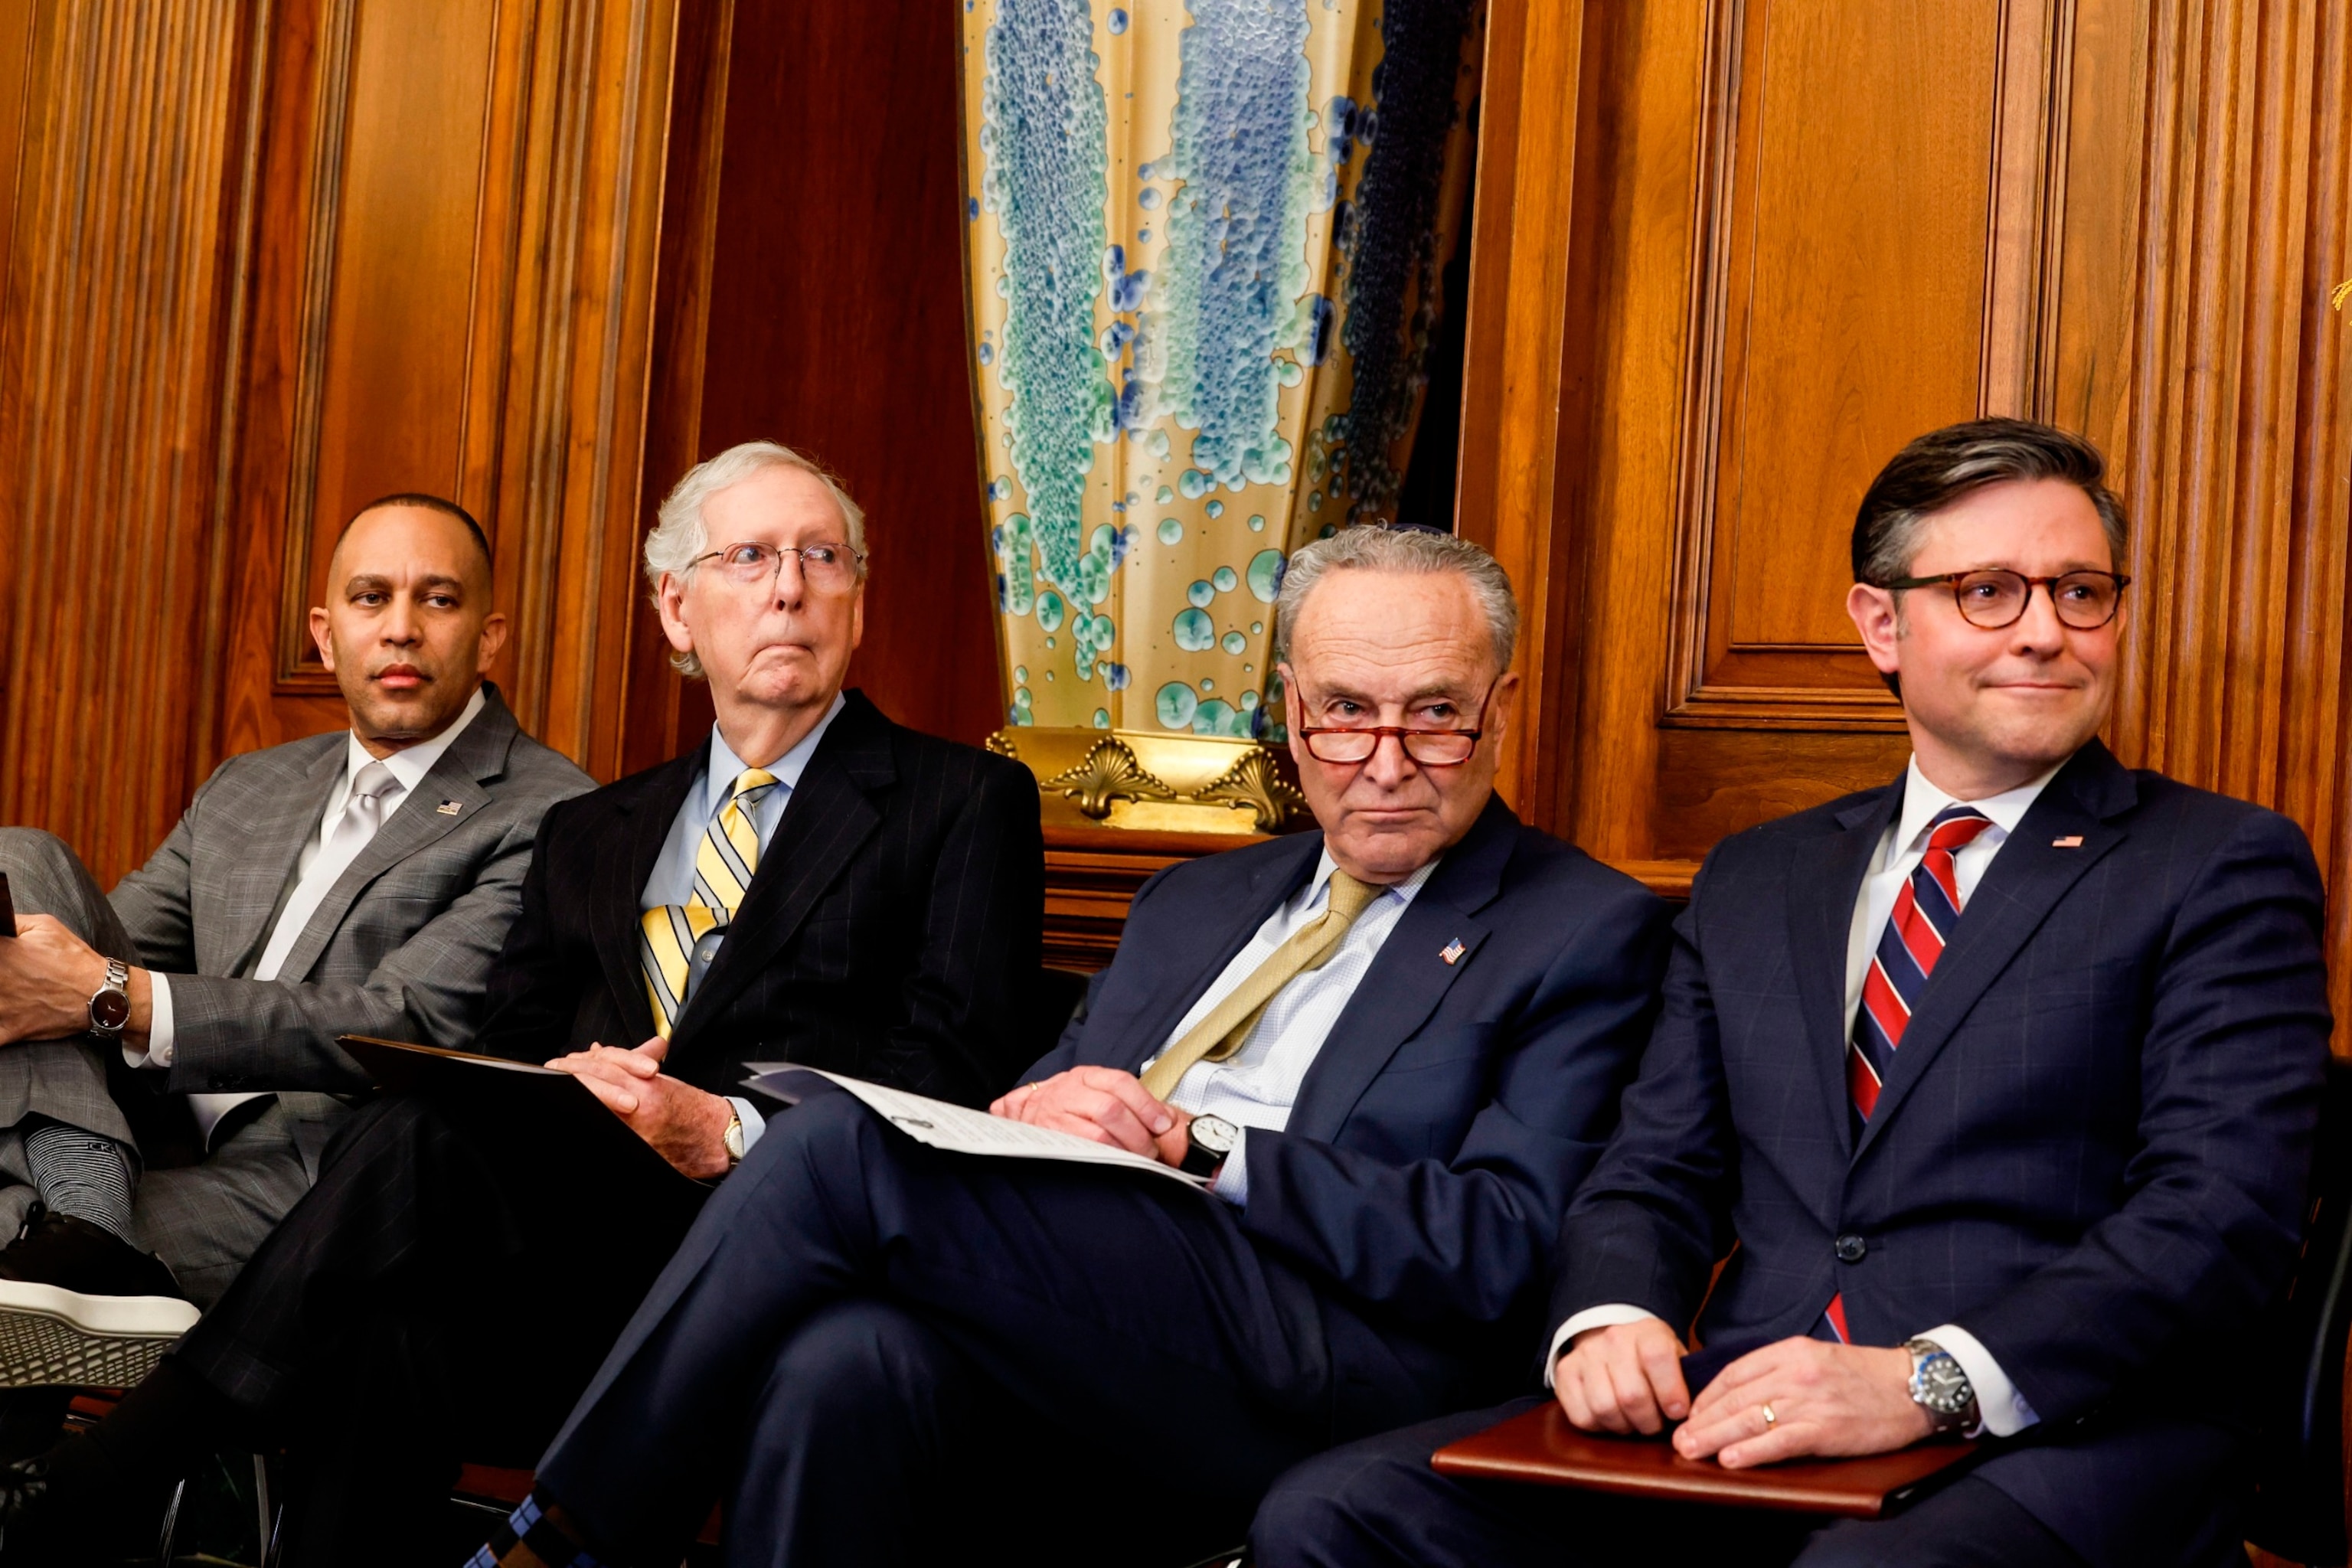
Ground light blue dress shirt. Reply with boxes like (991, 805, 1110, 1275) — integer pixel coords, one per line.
(642, 695, 844, 1153)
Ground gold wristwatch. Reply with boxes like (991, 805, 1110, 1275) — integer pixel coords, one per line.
(723, 1107, 746, 1168)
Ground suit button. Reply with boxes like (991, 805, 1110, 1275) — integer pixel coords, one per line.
(1834, 1233, 1867, 1263)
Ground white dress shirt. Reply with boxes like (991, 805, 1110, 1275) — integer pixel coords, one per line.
(1547, 754, 2063, 1439)
(138, 687, 491, 1145)
(1145, 850, 1438, 1205)
(645, 697, 844, 1155)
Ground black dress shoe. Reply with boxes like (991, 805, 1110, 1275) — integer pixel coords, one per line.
(0, 1215, 195, 1390)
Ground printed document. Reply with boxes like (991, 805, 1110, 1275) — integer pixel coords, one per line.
(743, 1066, 1209, 1189)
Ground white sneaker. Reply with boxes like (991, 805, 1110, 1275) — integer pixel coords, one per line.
(0, 1279, 198, 1389)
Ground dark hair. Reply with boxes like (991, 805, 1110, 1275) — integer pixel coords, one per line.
(1851, 418, 2127, 586)
(338, 492, 494, 582)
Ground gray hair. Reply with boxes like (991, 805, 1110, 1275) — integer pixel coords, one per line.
(1274, 525, 1518, 672)
(643, 440, 868, 678)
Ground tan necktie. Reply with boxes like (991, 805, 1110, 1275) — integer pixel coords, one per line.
(1140, 870, 1383, 1100)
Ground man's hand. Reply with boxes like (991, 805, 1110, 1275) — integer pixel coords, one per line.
(1553, 1318, 1691, 1436)
(990, 1067, 1191, 1167)
(546, 1036, 736, 1179)
(0, 914, 121, 1046)
(1675, 1338, 1932, 1468)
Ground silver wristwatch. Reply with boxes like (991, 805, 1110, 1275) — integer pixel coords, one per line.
(1903, 1338, 1978, 1434)
(87, 958, 132, 1037)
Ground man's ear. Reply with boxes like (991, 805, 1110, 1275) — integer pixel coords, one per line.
(657, 573, 695, 655)
(1846, 583, 1903, 680)
(475, 611, 510, 675)
(1486, 668, 1523, 745)
(309, 606, 336, 671)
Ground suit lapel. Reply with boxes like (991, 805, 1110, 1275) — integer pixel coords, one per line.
(668, 697, 893, 1048)
(1788, 782, 1903, 1161)
(219, 740, 347, 978)
(593, 753, 701, 1047)
(1285, 795, 1516, 1144)
(1854, 743, 2138, 1160)
(270, 691, 524, 982)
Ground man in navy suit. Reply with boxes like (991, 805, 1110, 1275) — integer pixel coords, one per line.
(463, 525, 1674, 1568)
(1252, 418, 2333, 1568)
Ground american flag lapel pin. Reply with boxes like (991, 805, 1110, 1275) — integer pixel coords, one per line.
(436, 799, 463, 816)
(1439, 938, 1467, 965)
(2051, 835, 2083, 848)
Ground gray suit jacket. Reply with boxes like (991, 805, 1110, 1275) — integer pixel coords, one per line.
(109, 684, 593, 1165)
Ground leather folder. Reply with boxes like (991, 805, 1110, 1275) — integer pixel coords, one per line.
(1430, 1402, 1982, 1518)
(338, 1034, 699, 1194)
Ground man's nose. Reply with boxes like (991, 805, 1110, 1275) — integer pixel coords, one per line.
(770, 554, 807, 610)
(2010, 581, 2069, 652)
(1358, 730, 1417, 786)
(382, 597, 420, 642)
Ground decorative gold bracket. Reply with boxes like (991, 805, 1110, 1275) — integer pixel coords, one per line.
(988, 727, 1310, 835)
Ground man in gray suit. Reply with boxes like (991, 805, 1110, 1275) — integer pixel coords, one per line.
(0, 495, 591, 1383)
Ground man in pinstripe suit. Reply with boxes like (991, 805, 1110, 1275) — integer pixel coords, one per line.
(0, 442, 1045, 1566)
(0, 495, 591, 1370)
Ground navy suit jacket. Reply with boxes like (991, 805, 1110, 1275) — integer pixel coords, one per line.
(1025, 794, 1672, 1406)
(1553, 742, 2331, 1566)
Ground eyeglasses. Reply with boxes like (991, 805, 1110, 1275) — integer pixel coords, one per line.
(1296, 681, 1496, 766)
(1876, 569, 2131, 630)
(691, 541, 865, 594)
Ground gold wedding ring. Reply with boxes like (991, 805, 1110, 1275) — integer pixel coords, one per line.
(1760, 1401, 1777, 1429)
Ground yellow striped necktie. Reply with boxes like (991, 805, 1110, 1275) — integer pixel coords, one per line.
(1138, 870, 1383, 1100)
(639, 767, 780, 1037)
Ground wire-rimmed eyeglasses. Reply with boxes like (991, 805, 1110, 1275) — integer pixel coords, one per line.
(690, 541, 866, 593)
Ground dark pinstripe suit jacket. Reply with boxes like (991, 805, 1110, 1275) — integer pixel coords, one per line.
(473, 691, 1044, 1108)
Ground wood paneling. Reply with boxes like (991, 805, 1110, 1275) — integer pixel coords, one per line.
(216, 0, 678, 777)
(0, 0, 262, 886)
(1464, 0, 2352, 1033)
(621, 0, 1001, 769)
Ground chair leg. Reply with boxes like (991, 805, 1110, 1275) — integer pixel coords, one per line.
(253, 1452, 276, 1566)
(155, 1476, 185, 1568)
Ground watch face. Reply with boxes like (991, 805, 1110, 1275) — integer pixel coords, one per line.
(1916, 1353, 1973, 1415)
(89, 988, 131, 1032)
(1191, 1115, 1239, 1157)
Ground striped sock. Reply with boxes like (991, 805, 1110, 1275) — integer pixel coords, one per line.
(23, 1122, 133, 1240)
(466, 1494, 606, 1568)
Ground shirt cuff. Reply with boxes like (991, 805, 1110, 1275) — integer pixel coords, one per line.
(127, 972, 175, 1069)
(1207, 1127, 1250, 1206)
(1544, 1304, 1664, 1388)
(727, 1096, 768, 1158)
(1919, 1322, 2038, 1437)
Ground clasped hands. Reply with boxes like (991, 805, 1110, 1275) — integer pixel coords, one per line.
(989, 1066, 1192, 1168)
(1555, 1318, 1932, 1468)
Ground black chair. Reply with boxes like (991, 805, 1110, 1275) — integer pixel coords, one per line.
(2248, 1054, 2352, 1566)
(1027, 965, 1093, 1060)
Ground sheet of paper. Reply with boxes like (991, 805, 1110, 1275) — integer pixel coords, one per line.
(743, 1066, 1209, 1188)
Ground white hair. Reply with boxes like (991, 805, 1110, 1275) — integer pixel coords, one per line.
(643, 440, 868, 678)
(1274, 525, 1518, 671)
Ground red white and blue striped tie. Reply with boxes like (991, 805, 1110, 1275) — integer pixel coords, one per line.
(1821, 803, 1993, 1345)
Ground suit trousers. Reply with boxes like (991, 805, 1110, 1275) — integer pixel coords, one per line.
(533, 1084, 1466, 1568)
(0, 828, 143, 1168)
(1246, 1399, 2092, 1568)
(0, 827, 316, 1303)
(169, 1089, 707, 1567)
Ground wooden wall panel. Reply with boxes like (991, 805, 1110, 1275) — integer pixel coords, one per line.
(0, 0, 260, 887)
(1466, 0, 2352, 1032)
(213, 0, 678, 778)
(619, 0, 1001, 770)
